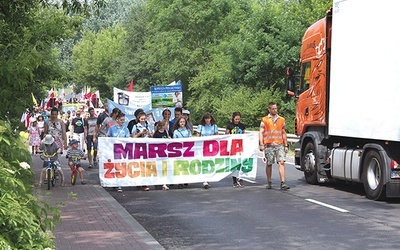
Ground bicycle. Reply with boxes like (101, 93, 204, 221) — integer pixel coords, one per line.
(40, 151, 59, 190)
(67, 155, 84, 185)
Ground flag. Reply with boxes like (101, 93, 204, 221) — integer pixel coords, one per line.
(128, 80, 134, 92)
(85, 86, 92, 100)
(80, 87, 86, 102)
(95, 90, 104, 107)
(49, 88, 55, 98)
(61, 88, 66, 102)
(31, 93, 38, 106)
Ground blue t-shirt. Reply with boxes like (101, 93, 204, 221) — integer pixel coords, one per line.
(173, 127, 191, 138)
(107, 125, 131, 138)
(197, 124, 218, 137)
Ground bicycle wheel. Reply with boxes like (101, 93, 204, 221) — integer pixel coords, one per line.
(71, 168, 77, 185)
(51, 168, 56, 187)
(47, 168, 51, 190)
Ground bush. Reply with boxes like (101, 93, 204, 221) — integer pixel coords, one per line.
(0, 119, 59, 249)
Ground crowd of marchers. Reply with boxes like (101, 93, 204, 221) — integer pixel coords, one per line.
(25, 102, 291, 191)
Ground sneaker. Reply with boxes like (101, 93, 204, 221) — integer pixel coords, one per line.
(203, 181, 210, 189)
(38, 182, 42, 187)
(281, 182, 290, 190)
(61, 180, 65, 186)
(266, 181, 272, 189)
(89, 164, 92, 169)
(233, 182, 240, 188)
(162, 184, 169, 190)
(94, 161, 98, 167)
(81, 181, 87, 185)
(178, 184, 184, 189)
(117, 187, 123, 193)
(238, 179, 244, 187)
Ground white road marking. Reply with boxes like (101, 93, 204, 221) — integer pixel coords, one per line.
(305, 199, 349, 213)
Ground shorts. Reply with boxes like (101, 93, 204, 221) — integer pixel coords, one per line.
(264, 145, 286, 165)
(86, 135, 98, 151)
(42, 160, 62, 171)
(68, 161, 82, 169)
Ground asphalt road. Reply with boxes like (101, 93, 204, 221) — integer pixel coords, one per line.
(106, 158, 400, 250)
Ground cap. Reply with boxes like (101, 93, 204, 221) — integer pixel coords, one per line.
(182, 110, 190, 115)
(43, 134, 54, 145)
(69, 139, 79, 146)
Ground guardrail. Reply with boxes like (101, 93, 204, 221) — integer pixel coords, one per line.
(193, 126, 299, 143)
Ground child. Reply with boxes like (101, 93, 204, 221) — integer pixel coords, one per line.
(28, 118, 41, 154)
(153, 119, 171, 139)
(225, 112, 246, 188)
(38, 134, 65, 186)
(107, 113, 130, 192)
(130, 112, 153, 191)
(196, 112, 218, 189)
(131, 111, 153, 138)
(153, 119, 171, 190)
(66, 139, 86, 185)
(172, 117, 191, 189)
(172, 116, 191, 139)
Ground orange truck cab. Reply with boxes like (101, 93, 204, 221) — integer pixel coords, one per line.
(285, 0, 400, 200)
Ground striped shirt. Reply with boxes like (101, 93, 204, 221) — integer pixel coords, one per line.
(67, 148, 85, 163)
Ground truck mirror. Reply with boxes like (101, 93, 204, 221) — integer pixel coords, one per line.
(286, 77, 296, 96)
(285, 67, 295, 77)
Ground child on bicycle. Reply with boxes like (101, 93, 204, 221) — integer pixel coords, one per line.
(38, 134, 65, 186)
(66, 139, 86, 185)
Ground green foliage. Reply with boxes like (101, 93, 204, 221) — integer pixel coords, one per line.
(0, 1, 108, 248)
(82, 0, 140, 32)
(114, 0, 332, 129)
(0, 1, 84, 125)
(0, 120, 59, 249)
(71, 23, 126, 98)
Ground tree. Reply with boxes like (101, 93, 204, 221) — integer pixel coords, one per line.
(69, 0, 331, 131)
(0, 1, 105, 248)
(71, 23, 126, 98)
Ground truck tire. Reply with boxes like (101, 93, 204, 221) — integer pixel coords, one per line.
(302, 142, 318, 184)
(362, 150, 386, 200)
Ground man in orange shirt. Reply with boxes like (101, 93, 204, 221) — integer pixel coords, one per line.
(259, 102, 290, 190)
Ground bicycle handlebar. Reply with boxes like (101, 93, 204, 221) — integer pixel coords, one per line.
(40, 152, 57, 161)
(42, 151, 57, 158)
(67, 155, 84, 160)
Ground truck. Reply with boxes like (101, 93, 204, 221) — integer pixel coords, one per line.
(285, 0, 400, 200)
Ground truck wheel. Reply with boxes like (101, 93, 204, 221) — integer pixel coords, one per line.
(362, 150, 386, 200)
(303, 142, 318, 184)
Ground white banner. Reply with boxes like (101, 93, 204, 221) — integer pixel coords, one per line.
(113, 87, 151, 109)
(98, 134, 258, 187)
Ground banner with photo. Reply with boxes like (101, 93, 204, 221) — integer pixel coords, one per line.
(98, 133, 258, 187)
(151, 85, 183, 109)
(113, 87, 151, 109)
